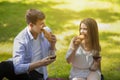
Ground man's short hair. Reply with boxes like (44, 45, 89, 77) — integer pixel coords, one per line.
(25, 9, 45, 24)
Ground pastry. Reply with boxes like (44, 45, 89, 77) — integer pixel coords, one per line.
(42, 29, 51, 42)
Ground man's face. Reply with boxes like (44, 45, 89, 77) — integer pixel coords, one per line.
(32, 19, 45, 34)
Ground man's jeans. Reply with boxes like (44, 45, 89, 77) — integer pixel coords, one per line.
(0, 61, 43, 80)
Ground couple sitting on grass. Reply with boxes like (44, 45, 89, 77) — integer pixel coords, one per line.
(0, 9, 103, 80)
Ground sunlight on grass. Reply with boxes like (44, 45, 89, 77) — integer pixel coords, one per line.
(100, 42, 111, 48)
(51, 0, 86, 11)
(0, 0, 120, 12)
(109, 35, 120, 41)
(48, 49, 70, 79)
(56, 29, 76, 50)
(1, 0, 120, 13)
(100, 31, 120, 79)
(98, 20, 120, 33)
(0, 42, 13, 54)
(102, 57, 119, 70)
(0, 0, 19, 2)
(3, 23, 8, 27)
(0, 0, 120, 79)
(50, 0, 120, 13)
(0, 53, 12, 61)
(55, 20, 80, 51)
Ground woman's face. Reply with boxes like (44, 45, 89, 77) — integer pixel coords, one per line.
(80, 23, 88, 38)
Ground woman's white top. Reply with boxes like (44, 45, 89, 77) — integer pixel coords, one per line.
(66, 45, 101, 79)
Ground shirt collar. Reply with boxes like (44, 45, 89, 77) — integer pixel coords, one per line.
(27, 26, 34, 40)
(26, 26, 44, 40)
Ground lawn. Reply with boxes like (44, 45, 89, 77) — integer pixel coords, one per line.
(0, 0, 120, 80)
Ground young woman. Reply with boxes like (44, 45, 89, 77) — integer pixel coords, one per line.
(66, 18, 102, 80)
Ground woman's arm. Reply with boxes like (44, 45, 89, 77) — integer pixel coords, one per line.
(66, 37, 80, 63)
(66, 48, 77, 64)
(90, 53, 101, 71)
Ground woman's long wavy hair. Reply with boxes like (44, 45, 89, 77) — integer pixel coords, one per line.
(79, 18, 101, 53)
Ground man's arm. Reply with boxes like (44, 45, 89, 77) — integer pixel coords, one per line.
(28, 56, 55, 71)
(13, 39, 30, 74)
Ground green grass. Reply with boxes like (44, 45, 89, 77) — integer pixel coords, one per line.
(0, 0, 120, 80)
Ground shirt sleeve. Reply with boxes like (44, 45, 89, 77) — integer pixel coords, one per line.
(13, 38, 30, 74)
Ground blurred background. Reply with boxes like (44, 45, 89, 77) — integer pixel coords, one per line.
(0, 0, 120, 80)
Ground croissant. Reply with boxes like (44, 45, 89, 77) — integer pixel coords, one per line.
(41, 29, 51, 42)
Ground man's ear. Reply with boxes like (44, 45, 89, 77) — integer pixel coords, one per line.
(29, 23, 33, 28)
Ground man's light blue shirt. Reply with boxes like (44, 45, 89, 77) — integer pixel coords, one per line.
(12, 26, 51, 79)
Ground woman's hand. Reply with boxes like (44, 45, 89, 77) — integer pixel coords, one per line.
(72, 35, 85, 50)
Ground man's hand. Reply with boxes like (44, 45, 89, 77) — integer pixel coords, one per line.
(50, 34, 57, 50)
(40, 56, 56, 66)
(29, 56, 56, 71)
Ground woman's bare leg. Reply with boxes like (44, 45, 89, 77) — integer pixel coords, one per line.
(72, 78, 86, 80)
(87, 71, 100, 80)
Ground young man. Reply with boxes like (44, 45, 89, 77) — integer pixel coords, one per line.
(0, 9, 56, 80)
